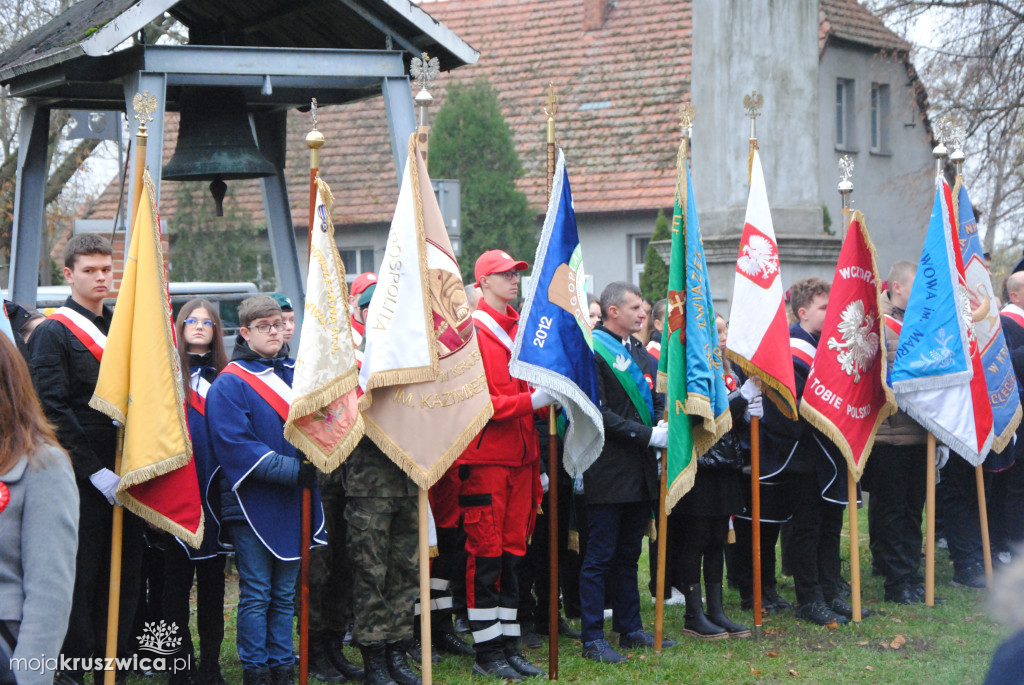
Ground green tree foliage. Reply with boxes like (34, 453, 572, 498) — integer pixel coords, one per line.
(640, 208, 671, 300)
(167, 183, 273, 290)
(429, 80, 537, 281)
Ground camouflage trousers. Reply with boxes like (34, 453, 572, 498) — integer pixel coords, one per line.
(307, 484, 353, 634)
(346, 495, 419, 647)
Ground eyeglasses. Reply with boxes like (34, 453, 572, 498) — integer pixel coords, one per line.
(249, 322, 285, 334)
(184, 318, 215, 328)
(490, 270, 521, 281)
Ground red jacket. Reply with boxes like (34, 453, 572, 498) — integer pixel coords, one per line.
(457, 300, 540, 467)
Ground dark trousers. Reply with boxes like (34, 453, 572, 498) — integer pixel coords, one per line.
(579, 502, 648, 643)
(308, 482, 353, 636)
(519, 481, 576, 626)
(988, 461, 1024, 553)
(730, 518, 781, 599)
(786, 473, 844, 606)
(163, 543, 227, 663)
(678, 515, 729, 587)
(941, 453, 984, 572)
(647, 509, 687, 596)
(865, 443, 926, 592)
(61, 488, 145, 680)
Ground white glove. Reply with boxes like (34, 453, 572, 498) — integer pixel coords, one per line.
(89, 468, 121, 506)
(747, 395, 764, 418)
(739, 378, 762, 401)
(648, 423, 669, 449)
(540, 472, 550, 494)
(936, 445, 950, 471)
(531, 388, 555, 410)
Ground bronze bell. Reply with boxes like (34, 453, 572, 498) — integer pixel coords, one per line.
(162, 87, 277, 216)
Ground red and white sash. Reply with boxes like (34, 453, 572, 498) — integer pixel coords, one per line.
(188, 371, 212, 416)
(790, 337, 816, 367)
(473, 309, 515, 353)
(50, 306, 106, 362)
(646, 339, 661, 362)
(883, 314, 903, 336)
(221, 362, 292, 421)
(1001, 303, 1024, 330)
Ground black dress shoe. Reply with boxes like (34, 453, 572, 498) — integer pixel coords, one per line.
(581, 638, 627, 664)
(764, 587, 793, 612)
(534, 614, 582, 641)
(795, 601, 848, 626)
(472, 658, 523, 682)
(437, 628, 475, 657)
(952, 564, 987, 589)
(454, 614, 471, 634)
(828, 597, 870, 619)
(885, 586, 923, 605)
(619, 629, 677, 649)
(909, 584, 946, 603)
(518, 623, 543, 649)
(506, 653, 546, 678)
(386, 643, 421, 685)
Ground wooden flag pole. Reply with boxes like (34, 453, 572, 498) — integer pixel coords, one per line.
(976, 465, 994, 587)
(654, 429, 669, 653)
(744, 90, 764, 643)
(543, 83, 561, 681)
(103, 93, 155, 685)
(298, 100, 325, 685)
(838, 156, 862, 622)
(925, 433, 936, 606)
(411, 56, 440, 684)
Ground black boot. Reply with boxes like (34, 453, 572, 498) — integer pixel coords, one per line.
(704, 580, 750, 638)
(308, 631, 345, 683)
(242, 668, 272, 685)
(325, 632, 365, 681)
(681, 583, 728, 640)
(269, 664, 294, 685)
(198, 655, 226, 685)
(359, 645, 397, 685)
(385, 643, 421, 685)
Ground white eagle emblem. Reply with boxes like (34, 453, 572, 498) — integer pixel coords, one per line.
(613, 354, 632, 372)
(827, 300, 879, 383)
(956, 282, 977, 346)
(737, 234, 779, 281)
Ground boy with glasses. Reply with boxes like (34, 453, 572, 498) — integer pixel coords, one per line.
(207, 295, 327, 685)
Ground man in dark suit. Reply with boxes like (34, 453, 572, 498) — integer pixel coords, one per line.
(579, 281, 673, 664)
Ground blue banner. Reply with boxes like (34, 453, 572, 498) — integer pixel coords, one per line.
(956, 181, 1021, 455)
(0, 301, 14, 345)
(510, 149, 604, 478)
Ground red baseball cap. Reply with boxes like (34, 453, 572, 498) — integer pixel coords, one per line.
(474, 250, 528, 287)
(351, 272, 378, 296)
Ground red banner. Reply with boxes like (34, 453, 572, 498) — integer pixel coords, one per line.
(799, 212, 896, 480)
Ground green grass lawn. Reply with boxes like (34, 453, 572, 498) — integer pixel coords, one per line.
(125, 504, 1008, 684)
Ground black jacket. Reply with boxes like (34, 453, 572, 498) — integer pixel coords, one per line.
(28, 297, 115, 484)
(582, 324, 664, 505)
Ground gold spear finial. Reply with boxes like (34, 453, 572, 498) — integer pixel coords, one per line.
(544, 83, 558, 122)
(678, 104, 696, 135)
(676, 104, 696, 210)
(132, 91, 157, 136)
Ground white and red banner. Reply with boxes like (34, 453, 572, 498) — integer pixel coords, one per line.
(799, 212, 896, 480)
(725, 149, 797, 418)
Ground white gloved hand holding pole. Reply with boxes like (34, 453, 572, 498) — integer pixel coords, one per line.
(747, 395, 764, 418)
(649, 422, 669, 449)
(531, 388, 555, 410)
(89, 467, 121, 506)
(739, 378, 762, 401)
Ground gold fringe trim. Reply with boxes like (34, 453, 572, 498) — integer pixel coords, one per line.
(429, 545, 439, 559)
(284, 414, 365, 475)
(568, 530, 580, 553)
(361, 401, 494, 490)
(727, 527, 736, 544)
(726, 349, 798, 420)
(119, 488, 205, 549)
(288, 366, 359, 421)
(676, 138, 688, 214)
(116, 450, 192, 490)
(408, 134, 440, 382)
(684, 394, 733, 457)
(664, 452, 697, 514)
(88, 395, 126, 427)
(992, 403, 1022, 455)
(656, 369, 668, 395)
(359, 364, 437, 407)
(646, 518, 657, 541)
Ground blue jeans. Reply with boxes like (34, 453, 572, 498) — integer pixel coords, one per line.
(230, 524, 300, 670)
(579, 502, 649, 643)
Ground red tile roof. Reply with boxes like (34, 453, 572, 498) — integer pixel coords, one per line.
(85, 0, 909, 227)
(819, 0, 912, 53)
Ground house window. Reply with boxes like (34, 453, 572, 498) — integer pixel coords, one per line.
(836, 78, 854, 149)
(340, 248, 375, 282)
(631, 235, 651, 286)
(870, 83, 891, 153)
